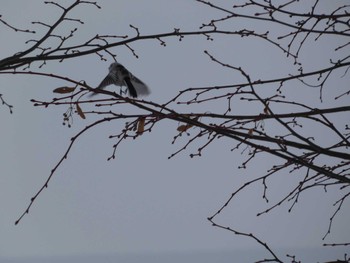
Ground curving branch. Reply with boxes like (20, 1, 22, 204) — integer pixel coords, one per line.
(1, 0, 349, 262)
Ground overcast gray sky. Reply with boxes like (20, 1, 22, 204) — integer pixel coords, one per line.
(0, 1, 349, 262)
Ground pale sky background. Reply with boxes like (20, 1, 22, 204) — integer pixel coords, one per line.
(0, 1, 349, 262)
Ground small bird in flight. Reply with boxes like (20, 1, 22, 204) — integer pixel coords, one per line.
(90, 62, 150, 98)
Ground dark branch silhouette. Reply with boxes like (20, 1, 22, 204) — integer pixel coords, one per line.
(1, 0, 349, 262)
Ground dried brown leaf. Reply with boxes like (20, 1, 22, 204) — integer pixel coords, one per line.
(137, 117, 146, 134)
(53, 87, 76, 94)
(263, 102, 270, 115)
(177, 124, 193, 132)
(76, 103, 85, 119)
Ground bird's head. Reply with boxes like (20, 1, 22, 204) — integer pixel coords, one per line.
(108, 62, 119, 71)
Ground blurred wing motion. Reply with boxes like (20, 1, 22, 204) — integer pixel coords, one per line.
(97, 73, 118, 90)
(90, 62, 150, 98)
(130, 75, 150, 97)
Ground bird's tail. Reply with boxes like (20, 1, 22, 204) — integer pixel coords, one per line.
(124, 77, 138, 98)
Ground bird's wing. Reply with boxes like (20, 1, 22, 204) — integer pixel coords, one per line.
(130, 75, 150, 96)
(97, 73, 116, 89)
(88, 72, 118, 97)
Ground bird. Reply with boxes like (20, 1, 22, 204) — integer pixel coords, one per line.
(90, 62, 150, 98)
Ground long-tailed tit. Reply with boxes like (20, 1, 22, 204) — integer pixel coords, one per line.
(90, 62, 150, 98)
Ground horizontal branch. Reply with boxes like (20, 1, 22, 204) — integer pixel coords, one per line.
(0, 29, 268, 69)
(189, 106, 350, 120)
